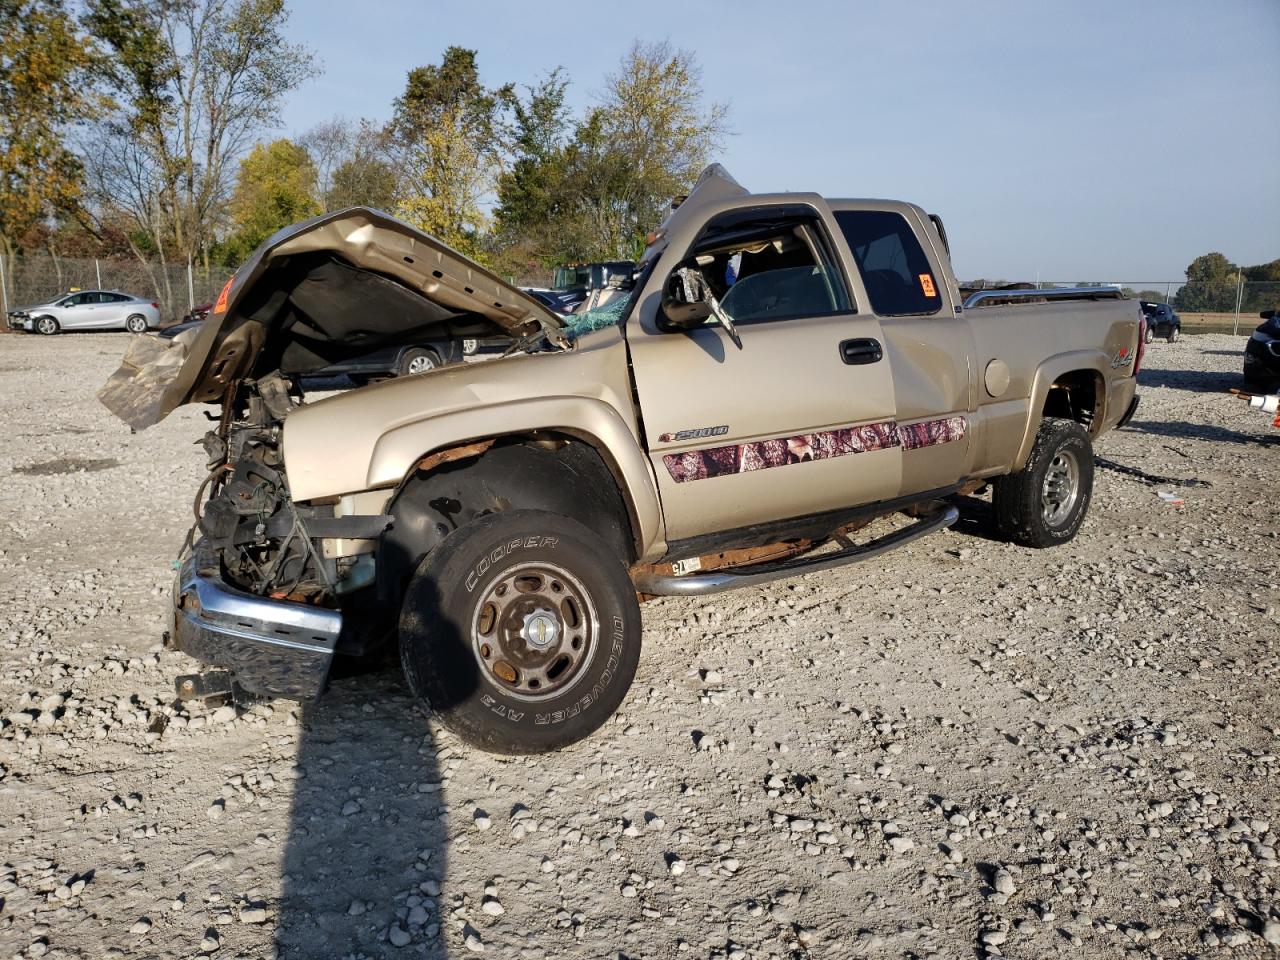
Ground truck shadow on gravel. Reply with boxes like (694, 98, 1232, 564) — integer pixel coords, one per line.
(1122, 419, 1277, 448)
(276, 656, 449, 958)
(1136, 365, 1242, 394)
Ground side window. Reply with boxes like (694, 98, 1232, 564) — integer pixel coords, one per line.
(834, 210, 943, 317)
(105, 293, 128, 303)
(63, 293, 87, 306)
(678, 212, 851, 326)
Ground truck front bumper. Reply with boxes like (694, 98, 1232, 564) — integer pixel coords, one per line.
(171, 541, 342, 700)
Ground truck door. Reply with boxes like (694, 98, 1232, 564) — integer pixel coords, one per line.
(628, 202, 902, 546)
(828, 205, 974, 498)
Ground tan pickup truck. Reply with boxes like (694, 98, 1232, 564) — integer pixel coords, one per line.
(101, 164, 1143, 753)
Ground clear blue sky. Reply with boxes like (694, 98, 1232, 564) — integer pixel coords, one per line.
(277, 0, 1279, 283)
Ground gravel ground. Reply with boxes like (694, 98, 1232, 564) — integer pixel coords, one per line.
(0, 331, 1277, 960)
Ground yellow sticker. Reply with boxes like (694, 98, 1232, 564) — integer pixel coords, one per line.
(213, 278, 233, 315)
(918, 273, 937, 297)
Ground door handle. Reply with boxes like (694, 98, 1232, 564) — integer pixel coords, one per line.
(840, 338, 882, 365)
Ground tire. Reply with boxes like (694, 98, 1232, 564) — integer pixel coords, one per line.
(1167, 326, 1179, 343)
(399, 509, 642, 754)
(125, 314, 148, 333)
(1143, 326, 1154, 344)
(992, 417, 1094, 548)
(35, 316, 59, 335)
(398, 347, 440, 377)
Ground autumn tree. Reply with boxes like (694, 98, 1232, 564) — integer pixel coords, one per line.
(0, 1, 101, 261)
(494, 41, 728, 265)
(300, 117, 397, 212)
(82, 0, 316, 302)
(218, 139, 320, 265)
(387, 47, 512, 259)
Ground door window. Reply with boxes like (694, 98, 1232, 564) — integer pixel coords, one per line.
(834, 210, 943, 316)
(676, 210, 851, 326)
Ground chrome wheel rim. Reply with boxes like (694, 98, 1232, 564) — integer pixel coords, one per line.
(406, 354, 435, 374)
(37, 318, 56, 334)
(127, 316, 146, 332)
(470, 560, 599, 702)
(1041, 449, 1080, 526)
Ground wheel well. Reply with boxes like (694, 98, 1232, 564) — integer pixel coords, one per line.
(377, 434, 637, 604)
(1042, 370, 1102, 432)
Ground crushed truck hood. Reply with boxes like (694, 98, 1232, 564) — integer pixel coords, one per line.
(98, 207, 566, 430)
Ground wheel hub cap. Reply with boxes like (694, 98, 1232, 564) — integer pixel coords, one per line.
(1041, 450, 1080, 526)
(521, 610, 560, 649)
(470, 561, 598, 701)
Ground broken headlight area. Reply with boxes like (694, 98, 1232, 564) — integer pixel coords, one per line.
(192, 373, 389, 601)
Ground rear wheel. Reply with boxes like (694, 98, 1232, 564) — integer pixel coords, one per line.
(35, 316, 59, 335)
(399, 509, 642, 754)
(398, 347, 441, 376)
(125, 314, 148, 333)
(992, 417, 1094, 548)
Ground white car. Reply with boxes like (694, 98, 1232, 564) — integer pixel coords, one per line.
(7, 290, 162, 335)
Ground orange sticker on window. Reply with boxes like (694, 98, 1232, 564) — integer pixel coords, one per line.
(918, 273, 937, 297)
(213, 278, 233, 315)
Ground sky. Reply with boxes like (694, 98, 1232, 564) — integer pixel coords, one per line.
(276, 0, 1280, 283)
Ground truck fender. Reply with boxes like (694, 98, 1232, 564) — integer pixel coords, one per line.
(1013, 351, 1109, 470)
(366, 396, 666, 560)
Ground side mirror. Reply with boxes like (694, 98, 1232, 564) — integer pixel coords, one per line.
(660, 266, 713, 330)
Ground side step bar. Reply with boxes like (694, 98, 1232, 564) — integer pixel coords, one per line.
(634, 502, 960, 597)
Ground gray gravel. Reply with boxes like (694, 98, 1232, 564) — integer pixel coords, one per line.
(0, 331, 1277, 959)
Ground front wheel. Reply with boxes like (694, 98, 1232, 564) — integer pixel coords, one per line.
(992, 417, 1094, 548)
(125, 314, 148, 333)
(35, 316, 59, 335)
(1167, 326, 1179, 343)
(1143, 326, 1154, 344)
(398, 347, 440, 376)
(399, 509, 642, 754)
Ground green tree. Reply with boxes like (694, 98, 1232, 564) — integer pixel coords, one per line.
(0, 0, 101, 261)
(1175, 252, 1238, 312)
(299, 117, 397, 212)
(493, 71, 571, 259)
(387, 47, 511, 259)
(218, 139, 320, 265)
(83, 0, 316, 300)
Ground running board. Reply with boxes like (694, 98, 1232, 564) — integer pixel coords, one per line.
(633, 503, 960, 597)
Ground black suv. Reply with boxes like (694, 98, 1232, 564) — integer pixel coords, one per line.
(1244, 310, 1280, 390)
(1140, 301, 1181, 342)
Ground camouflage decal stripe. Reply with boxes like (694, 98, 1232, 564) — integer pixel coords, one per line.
(661, 415, 967, 483)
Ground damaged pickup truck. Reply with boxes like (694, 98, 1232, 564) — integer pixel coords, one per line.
(100, 165, 1143, 754)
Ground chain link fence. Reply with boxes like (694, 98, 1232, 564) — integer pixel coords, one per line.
(4, 254, 1277, 333)
(0, 253, 227, 325)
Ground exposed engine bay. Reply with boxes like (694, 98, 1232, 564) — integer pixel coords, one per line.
(190, 374, 390, 602)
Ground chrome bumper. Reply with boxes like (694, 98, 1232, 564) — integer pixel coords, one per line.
(171, 541, 342, 700)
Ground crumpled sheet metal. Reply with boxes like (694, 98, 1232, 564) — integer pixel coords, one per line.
(96, 330, 197, 431)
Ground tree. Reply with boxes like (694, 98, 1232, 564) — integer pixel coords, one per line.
(0, 1, 101, 261)
(218, 139, 320, 265)
(499, 41, 729, 265)
(387, 47, 511, 259)
(576, 40, 728, 259)
(1175, 252, 1239, 312)
(82, 0, 316, 299)
(493, 70, 571, 261)
(300, 117, 397, 212)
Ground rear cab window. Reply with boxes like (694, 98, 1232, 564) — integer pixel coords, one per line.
(834, 210, 943, 317)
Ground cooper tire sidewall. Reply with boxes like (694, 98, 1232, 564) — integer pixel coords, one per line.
(400, 510, 641, 753)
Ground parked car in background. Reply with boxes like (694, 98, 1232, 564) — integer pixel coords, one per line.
(1139, 301, 1181, 342)
(7, 290, 161, 334)
(159, 316, 467, 381)
(1244, 309, 1280, 390)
